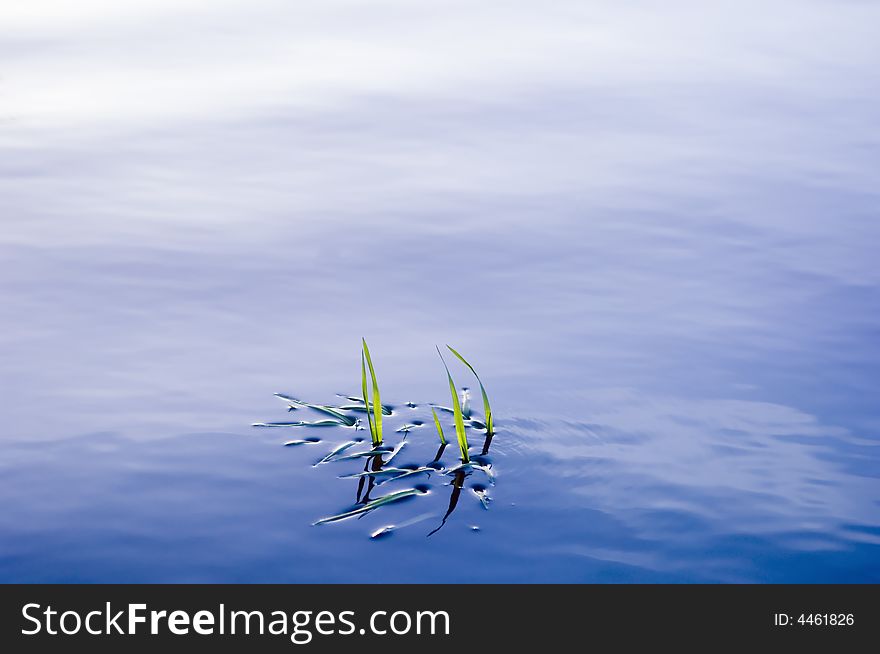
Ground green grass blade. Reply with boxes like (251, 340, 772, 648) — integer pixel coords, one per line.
(446, 345, 493, 435)
(361, 352, 378, 445)
(362, 338, 382, 444)
(437, 347, 469, 463)
(313, 488, 425, 525)
(431, 407, 447, 445)
(253, 420, 342, 427)
(335, 404, 393, 415)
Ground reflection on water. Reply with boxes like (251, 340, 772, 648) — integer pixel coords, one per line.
(1, 0, 879, 581)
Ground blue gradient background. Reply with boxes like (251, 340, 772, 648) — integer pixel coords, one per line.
(1, 0, 878, 582)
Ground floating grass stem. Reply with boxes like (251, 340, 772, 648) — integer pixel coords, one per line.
(253, 420, 343, 427)
(437, 347, 469, 463)
(272, 393, 357, 426)
(313, 488, 425, 525)
(446, 345, 493, 435)
(315, 440, 358, 465)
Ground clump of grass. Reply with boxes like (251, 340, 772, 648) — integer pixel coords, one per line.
(361, 338, 383, 446)
(431, 407, 446, 445)
(447, 345, 493, 435)
(437, 347, 469, 463)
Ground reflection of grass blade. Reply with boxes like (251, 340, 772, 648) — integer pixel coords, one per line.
(431, 408, 447, 445)
(274, 392, 306, 407)
(446, 345, 493, 435)
(313, 488, 424, 525)
(362, 338, 383, 444)
(437, 347, 469, 463)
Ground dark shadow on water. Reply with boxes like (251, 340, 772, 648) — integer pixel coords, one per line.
(427, 469, 466, 537)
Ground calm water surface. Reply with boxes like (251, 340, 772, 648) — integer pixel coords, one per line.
(1, 0, 878, 582)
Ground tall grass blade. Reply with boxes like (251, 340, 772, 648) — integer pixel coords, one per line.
(446, 345, 493, 435)
(437, 347, 469, 463)
(361, 351, 378, 445)
(431, 408, 447, 445)
(362, 338, 383, 444)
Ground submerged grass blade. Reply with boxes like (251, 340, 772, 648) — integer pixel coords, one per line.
(338, 466, 432, 485)
(338, 467, 414, 480)
(446, 345, 493, 435)
(310, 406, 357, 426)
(362, 338, 382, 444)
(313, 488, 425, 525)
(274, 392, 305, 406)
(431, 408, 447, 445)
(370, 512, 436, 539)
(272, 393, 357, 426)
(374, 467, 433, 486)
(315, 440, 358, 465)
(253, 420, 343, 427)
(437, 347, 469, 463)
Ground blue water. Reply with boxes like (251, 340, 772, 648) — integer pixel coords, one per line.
(1, 1, 879, 582)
